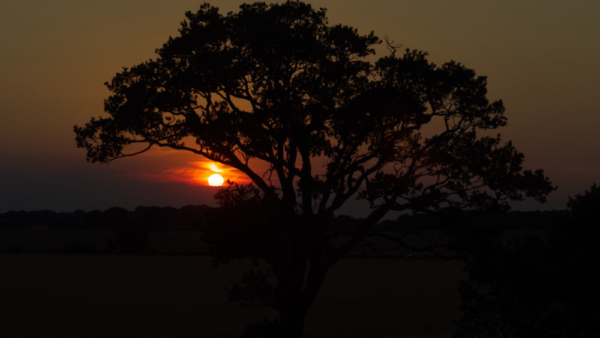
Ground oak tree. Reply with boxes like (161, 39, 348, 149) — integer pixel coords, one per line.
(75, 1, 554, 336)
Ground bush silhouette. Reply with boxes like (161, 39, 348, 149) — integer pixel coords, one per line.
(454, 184, 600, 337)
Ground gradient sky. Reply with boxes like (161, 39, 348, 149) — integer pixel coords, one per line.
(1, 0, 599, 216)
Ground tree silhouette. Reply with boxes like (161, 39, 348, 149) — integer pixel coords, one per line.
(74, 1, 554, 336)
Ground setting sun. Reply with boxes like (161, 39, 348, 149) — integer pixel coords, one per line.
(208, 173, 224, 187)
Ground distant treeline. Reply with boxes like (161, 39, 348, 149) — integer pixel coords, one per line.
(378, 209, 572, 231)
(0, 206, 571, 231)
(0, 206, 213, 231)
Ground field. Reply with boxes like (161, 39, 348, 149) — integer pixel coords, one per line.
(0, 254, 465, 338)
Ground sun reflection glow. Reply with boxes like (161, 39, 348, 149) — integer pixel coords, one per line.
(209, 163, 222, 172)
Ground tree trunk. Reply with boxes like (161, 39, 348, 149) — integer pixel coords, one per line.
(268, 215, 330, 337)
(274, 248, 327, 337)
(279, 303, 308, 338)
(275, 251, 308, 337)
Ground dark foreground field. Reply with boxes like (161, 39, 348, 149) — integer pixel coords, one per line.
(1, 254, 465, 338)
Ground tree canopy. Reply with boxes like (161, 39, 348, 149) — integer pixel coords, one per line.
(75, 1, 552, 216)
(74, 1, 554, 336)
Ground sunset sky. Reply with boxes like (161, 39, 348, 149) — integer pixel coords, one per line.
(1, 0, 599, 216)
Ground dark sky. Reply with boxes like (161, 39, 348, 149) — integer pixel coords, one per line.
(1, 0, 599, 216)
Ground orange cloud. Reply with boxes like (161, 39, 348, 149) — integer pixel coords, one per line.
(130, 148, 258, 187)
(158, 161, 251, 187)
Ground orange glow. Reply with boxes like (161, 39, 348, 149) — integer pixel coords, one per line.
(133, 150, 253, 187)
(145, 159, 251, 186)
(208, 173, 224, 186)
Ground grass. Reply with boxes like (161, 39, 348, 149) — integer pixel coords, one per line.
(0, 254, 465, 337)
